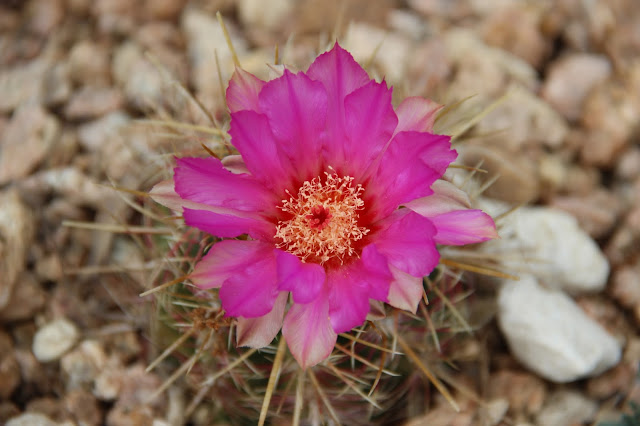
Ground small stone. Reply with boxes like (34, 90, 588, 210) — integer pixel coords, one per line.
(61, 340, 108, 391)
(0, 402, 20, 425)
(64, 87, 125, 120)
(92, 0, 136, 35)
(0, 57, 49, 112)
(6, 413, 61, 426)
(0, 331, 20, 400)
(343, 22, 411, 84)
(580, 77, 640, 167)
(0, 272, 46, 322)
(542, 54, 611, 121)
(443, 29, 538, 101)
(65, 390, 102, 426)
(474, 84, 569, 151)
(586, 362, 637, 400)
(67, 41, 111, 86)
(33, 318, 79, 362)
(0, 189, 35, 311)
(459, 145, 540, 204)
(535, 390, 598, 426)
(25, 0, 65, 35)
(482, 206, 610, 293)
(606, 206, 640, 266)
(0, 104, 60, 184)
(112, 42, 165, 110)
(487, 370, 546, 416)
(616, 146, 640, 181)
(550, 189, 623, 238)
(143, 0, 186, 20)
(35, 254, 64, 282)
(484, 398, 509, 426)
(238, 0, 294, 32)
(482, 5, 549, 68)
(498, 275, 622, 383)
(77, 111, 130, 152)
(611, 264, 640, 314)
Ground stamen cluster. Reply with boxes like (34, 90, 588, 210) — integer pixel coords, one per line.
(275, 172, 369, 264)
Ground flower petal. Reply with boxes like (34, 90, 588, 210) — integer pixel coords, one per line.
(404, 180, 471, 217)
(183, 207, 274, 240)
(372, 210, 439, 277)
(190, 240, 273, 289)
(328, 245, 392, 333)
(228, 110, 293, 192)
(283, 288, 337, 369)
(258, 69, 328, 181)
(306, 43, 371, 164)
(218, 248, 279, 318)
(366, 131, 456, 220)
(174, 157, 277, 213)
(226, 67, 265, 113)
(394, 97, 443, 135)
(221, 155, 249, 174)
(338, 80, 398, 176)
(275, 250, 326, 304)
(430, 210, 498, 245)
(149, 179, 187, 213)
(236, 292, 288, 348)
(387, 265, 424, 313)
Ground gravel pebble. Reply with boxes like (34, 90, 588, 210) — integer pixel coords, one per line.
(498, 275, 621, 383)
(0, 104, 60, 184)
(32, 318, 79, 362)
(541, 54, 611, 121)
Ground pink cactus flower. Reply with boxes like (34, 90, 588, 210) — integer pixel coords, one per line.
(152, 44, 497, 368)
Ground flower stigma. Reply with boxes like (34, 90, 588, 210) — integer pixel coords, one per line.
(275, 170, 369, 265)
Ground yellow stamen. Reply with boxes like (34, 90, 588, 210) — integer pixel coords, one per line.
(275, 171, 369, 264)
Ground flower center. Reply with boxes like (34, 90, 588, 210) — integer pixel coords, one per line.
(275, 171, 369, 265)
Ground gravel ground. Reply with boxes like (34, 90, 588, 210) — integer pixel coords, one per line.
(0, 0, 639, 425)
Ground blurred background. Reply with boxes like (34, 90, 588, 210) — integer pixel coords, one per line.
(0, 0, 639, 425)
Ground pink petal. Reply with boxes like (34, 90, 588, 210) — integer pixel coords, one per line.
(221, 155, 249, 174)
(387, 265, 424, 313)
(327, 246, 392, 333)
(218, 246, 279, 318)
(153, 166, 276, 240)
(338, 80, 398, 176)
(394, 97, 443, 135)
(258, 69, 328, 181)
(430, 210, 498, 245)
(174, 157, 277, 213)
(365, 131, 456, 221)
(183, 208, 275, 240)
(283, 288, 337, 369)
(190, 240, 273, 289)
(226, 67, 265, 113)
(327, 269, 370, 333)
(404, 180, 471, 217)
(149, 179, 187, 213)
(236, 292, 288, 348)
(228, 110, 293, 192)
(275, 250, 326, 304)
(371, 210, 439, 277)
(306, 43, 371, 164)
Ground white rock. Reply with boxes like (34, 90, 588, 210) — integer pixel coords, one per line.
(482, 205, 609, 294)
(181, 9, 247, 97)
(535, 390, 597, 426)
(33, 318, 79, 362)
(7, 413, 61, 426)
(238, 0, 294, 32)
(498, 275, 621, 383)
(343, 22, 411, 83)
